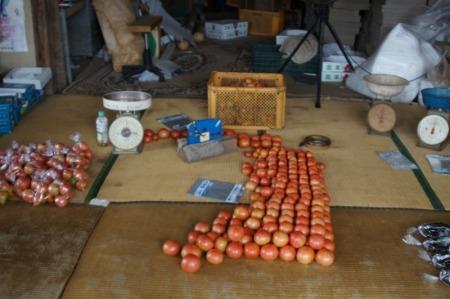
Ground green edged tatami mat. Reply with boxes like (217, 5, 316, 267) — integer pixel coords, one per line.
(62, 203, 450, 299)
(97, 99, 438, 210)
(393, 103, 450, 210)
(0, 202, 104, 299)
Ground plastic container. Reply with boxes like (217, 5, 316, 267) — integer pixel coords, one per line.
(421, 88, 450, 110)
(208, 71, 286, 130)
(96, 111, 109, 146)
(3, 67, 52, 89)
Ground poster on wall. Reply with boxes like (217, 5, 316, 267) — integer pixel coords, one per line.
(0, 0, 28, 52)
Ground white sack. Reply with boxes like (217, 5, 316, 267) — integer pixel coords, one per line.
(346, 24, 442, 103)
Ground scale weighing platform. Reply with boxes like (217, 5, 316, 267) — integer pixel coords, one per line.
(103, 91, 152, 155)
(417, 88, 450, 151)
(364, 74, 409, 136)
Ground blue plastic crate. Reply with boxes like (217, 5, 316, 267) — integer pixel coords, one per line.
(0, 96, 20, 135)
(0, 95, 20, 123)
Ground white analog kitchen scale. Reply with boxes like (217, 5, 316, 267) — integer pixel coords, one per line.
(103, 91, 152, 154)
(364, 74, 409, 135)
(417, 88, 450, 151)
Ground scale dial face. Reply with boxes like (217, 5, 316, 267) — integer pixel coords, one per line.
(367, 103, 397, 133)
(417, 114, 449, 146)
(108, 115, 144, 150)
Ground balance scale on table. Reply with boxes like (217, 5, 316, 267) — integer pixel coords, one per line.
(103, 91, 152, 154)
(416, 88, 450, 151)
(364, 74, 409, 136)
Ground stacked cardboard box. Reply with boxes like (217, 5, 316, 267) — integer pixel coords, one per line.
(323, 0, 370, 48)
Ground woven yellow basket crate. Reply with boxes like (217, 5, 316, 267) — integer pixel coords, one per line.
(208, 72, 286, 130)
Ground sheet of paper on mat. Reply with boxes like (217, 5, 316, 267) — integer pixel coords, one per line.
(378, 151, 418, 169)
(188, 179, 244, 203)
(426, 154, 450, 174)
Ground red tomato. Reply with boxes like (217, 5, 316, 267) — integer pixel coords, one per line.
(206, 231, 219, 241)
(254, 229, 271, 246)
(212, 223, 226, 235)
(144, 129, 154, 137)
(238, 137, 250, 148)
(181, 244, 201, 258)
(245, 217, 261, 230)
(233, 206, 250, 220)
(294, 224, 309, 236)
(250, 208, 265, 219)
(263, 222, 278, 234)
(262, 215, 277, 224)
(213, 217, 228, 226)
(242, 166, 253, 176)
(296, 246, 315, 265)
(170, 130, 181, 139)
(223, 129, 236, 137)
(144, 135, 153, 144)
(194, 222, 210, 233)
(279, 245, 296, 262)
(244, 242, 260, 259)
(226, 241, 243, 259)
(289, 232, 306, 248)
(214, 236, 228, 252)
(308, 234, 325, 250)
(206, 248, 224, 265)
(310, 224, 326, 236)
(324, 240, 335, 252)
(187, 231, 201, 244)
(227, 225, 245, 242)
(229, 218, 242, 226)
(158, 128, 170, 139)
(315, 248, 335, 266)
(260, 244, 279, 261)
(272, 231, 289, 247)
(279, 222, 294, 234)
(181, 254, 201, 273)
(162, 240, 180, 256)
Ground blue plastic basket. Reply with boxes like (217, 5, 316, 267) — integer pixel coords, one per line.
(421, 88, 450, 110)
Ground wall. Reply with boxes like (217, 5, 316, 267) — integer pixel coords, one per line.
(0, 0, 37, 72)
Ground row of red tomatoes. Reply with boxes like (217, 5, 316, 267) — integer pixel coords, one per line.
(0, 137, 93, 207)
(143, 128, 188, 144)
(162, 132, 335, 272)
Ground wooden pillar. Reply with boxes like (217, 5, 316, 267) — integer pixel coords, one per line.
(31, 0, 67, 94)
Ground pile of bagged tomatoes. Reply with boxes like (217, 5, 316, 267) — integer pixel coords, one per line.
(163, 132, 335, 273)
(0, 133, 93, 207)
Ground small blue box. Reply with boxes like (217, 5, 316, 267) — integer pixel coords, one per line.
(187, 118, 223, 145)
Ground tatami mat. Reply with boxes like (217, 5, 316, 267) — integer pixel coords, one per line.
(0, 95, 112, 203)
(393, 103, 450, 210)
(0, 202, 104, 299)
(98, 98, 434, 209)
(62, 203, 450, 299)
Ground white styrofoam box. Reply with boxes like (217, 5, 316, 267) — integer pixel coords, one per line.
(276, 29, 307, 45)
(205, 20, 248, 40)
(322, 71, 349, 82)
(322, 61, 353, 73)
(3, 67, 52, 89)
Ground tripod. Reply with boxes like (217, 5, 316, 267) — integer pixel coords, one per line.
(278, 1, 355, 108)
